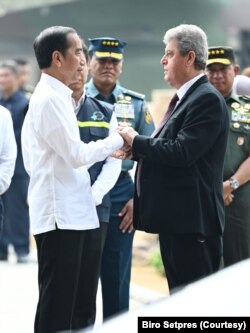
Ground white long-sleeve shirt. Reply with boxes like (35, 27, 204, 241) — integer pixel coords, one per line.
(73, 95, 121, 206)
(0, 106, 17, 195)
(91, 112, 122, 205)
(21, 73, 123, 235)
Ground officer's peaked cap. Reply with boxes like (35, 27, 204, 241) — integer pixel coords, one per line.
(207, 46, 235, 66)
(88, 37, 127, 60)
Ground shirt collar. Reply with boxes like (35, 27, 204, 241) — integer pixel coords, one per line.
(177, 73, 205, 101)
(72, 90, 85, 115)
(225, 91, 241, 103)
(40, 73, 73, 99)
(86, 78, 120, 102)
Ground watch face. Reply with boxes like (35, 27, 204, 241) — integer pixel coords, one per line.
(230, 178, 239, 189)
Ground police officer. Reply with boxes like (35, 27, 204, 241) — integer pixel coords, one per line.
(86, 37, 155, 318)
(0, 106, 17, 234)
(69, 42, 121, 325)
(206, 46, 250, 267)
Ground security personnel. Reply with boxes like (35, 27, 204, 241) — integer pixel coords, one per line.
(69, 43, 121, 324)
(0, 61, 29, 263)
(0, 106, 17, 234)
(86, 37, 155, 319)
(206, 46, 250, 267)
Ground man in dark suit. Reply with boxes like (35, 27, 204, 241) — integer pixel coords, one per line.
(115, 24, 229, 292)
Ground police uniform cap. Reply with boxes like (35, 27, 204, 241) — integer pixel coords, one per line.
(207, 46, 235, 66)
(88, 37, 127, 61)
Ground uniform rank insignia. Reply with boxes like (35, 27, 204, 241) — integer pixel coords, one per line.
(233, 122, 240, 128)
(231, 102, 250, 124)
(143, 104, 152, 124)
(145, 111, 152, 124)
(114, 95, 135, 120)
(237, 137, 244, 145)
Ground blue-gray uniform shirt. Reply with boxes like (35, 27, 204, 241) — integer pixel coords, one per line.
(85, 79, 155, 172)
(86, 79, 155, 212)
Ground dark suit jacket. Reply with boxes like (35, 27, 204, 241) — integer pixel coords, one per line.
(132, 75, 229, 236)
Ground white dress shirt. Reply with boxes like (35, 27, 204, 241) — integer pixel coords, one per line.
(177, 73, 205, 101)
(21, 73, 123, 235)
(0, 106, 17, 195)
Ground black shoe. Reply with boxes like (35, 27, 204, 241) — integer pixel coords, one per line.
(17, 254, 29, 263)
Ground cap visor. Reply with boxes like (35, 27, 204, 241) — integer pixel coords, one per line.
(207, 58, 231, 65)
(95, 51, 123, 60)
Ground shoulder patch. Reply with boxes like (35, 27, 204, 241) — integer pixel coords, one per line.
(123, 89, 145, 100)
(142, 104, 153, 124)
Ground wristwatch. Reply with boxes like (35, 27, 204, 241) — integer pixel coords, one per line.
(229, 177, 239, 190)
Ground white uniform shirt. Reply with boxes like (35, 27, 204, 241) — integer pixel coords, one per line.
(21, 73, 123, 235)
(0, 106, 17, 195)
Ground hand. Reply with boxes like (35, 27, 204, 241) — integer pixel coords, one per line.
(118, 199, 134, 233)
(224, 193, 234, 206)
(111, 143, 133, 160)
(117, 126, 138, 146)
(223, 180, 233, 199)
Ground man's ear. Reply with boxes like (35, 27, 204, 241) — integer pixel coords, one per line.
(186, 50, 196, 67)
(234, 64, 240, 75)
(52, 51, 63, 68)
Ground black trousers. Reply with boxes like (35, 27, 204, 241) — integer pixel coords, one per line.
(34, 223, 107, 333)
(159, 232, 222, 293)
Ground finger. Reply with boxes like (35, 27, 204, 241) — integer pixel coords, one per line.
(120, 219, 133, 233)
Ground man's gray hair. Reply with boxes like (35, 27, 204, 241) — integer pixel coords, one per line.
(163, 24, 208, 70)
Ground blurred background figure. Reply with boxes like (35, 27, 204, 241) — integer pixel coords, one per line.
(0, 60, 30, 263)
(86, 37, 155, 320)
(233, 65, 250, 96)
(206, 46, 250, 267)
(241, 66, 250, 77)
(13, 58, 34, 97)
(0, 105, 17, 233)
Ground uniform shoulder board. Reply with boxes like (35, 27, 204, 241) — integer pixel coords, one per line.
(123, 89, 145, 100)
(241, 95, 250, 101)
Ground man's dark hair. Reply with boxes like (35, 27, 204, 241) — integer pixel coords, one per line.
(13, 58, 29, 66)
(33, 26, 77, 69)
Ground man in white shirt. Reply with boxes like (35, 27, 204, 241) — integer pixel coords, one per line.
(0, 106, 17, 236)
(21, 26, 123, 333)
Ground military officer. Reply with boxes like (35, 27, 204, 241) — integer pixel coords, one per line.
(86, 37, 155, 319)
(206, 46, 250, 267)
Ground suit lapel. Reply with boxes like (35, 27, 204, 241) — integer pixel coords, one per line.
(169, 75, 209, 117)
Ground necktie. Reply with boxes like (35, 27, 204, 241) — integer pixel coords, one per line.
(136, 93, 179, 196)
(151, 93, 179, 137)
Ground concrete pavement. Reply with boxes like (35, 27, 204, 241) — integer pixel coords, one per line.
(0, 251, 166, 333)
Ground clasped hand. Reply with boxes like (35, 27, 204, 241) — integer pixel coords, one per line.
(112, 126, 138, 160)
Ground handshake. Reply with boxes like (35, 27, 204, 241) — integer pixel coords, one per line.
(113, 125, 139, 160)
